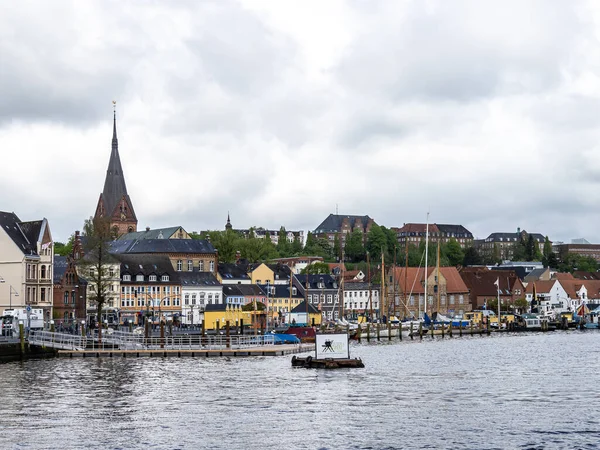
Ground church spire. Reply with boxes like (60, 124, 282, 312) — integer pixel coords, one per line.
(112, 102, 118, 150)
(225, 212, 232, 231)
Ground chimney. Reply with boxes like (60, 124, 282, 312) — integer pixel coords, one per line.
(146, 227, 150, 231)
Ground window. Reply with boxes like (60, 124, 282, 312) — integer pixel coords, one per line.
(40, 265, 46, 279)
(64, 292, 69, 304)
(209, 261, 214, 272)
(208, 294, 213, 304)
(327, 311, 332, 320)
(334, 294, 339, 302)
(200, 293, 205, 304)
(136, 275, 144, 282)
(149, 275, 157, 282)
(89, 269, 95, 278)
(184, 294, 190, 306)
(72, 291, 76, 304)
(334, 311, 339, 320)
(450, 295, 455, 305)
(41, 288, 45, 303)
(199, 261, 204, 271)
(109, 268, 115, 277)
(177, 260, 182, 271)
(123, 275, 131, 282)
(188, 260, 193, 271)
(308, 294, 313, 303)
(174, 298, 180, 306)
(215, 294, 220, 303)
(192, 294, 197, 305)
(161, 275, 169, 282)
(327, 294, 333, 304)
(459, 295, 464, 304)
(292, 287, 297, 295)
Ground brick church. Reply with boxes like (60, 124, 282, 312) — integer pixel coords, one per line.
(94, 107, 138, 237)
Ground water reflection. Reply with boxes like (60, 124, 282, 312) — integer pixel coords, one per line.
(0, 331, 599, 449)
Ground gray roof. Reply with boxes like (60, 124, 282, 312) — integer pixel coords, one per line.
(314, 213, 374, 233)
(257, 283, 303, 299)
(217, 263, 250, 281)
(179, 271, 221, 287)
(0, 211, 41, 256)
(117, 226, 185, 241)
(295, 274, 338, 291)
(486, 232, 545, 242)
(291, 300, 319, 314)
(109, 238, 215, 255)
(436, 224, 473, 238)
(222, 285, 244, 298)
(100, 112, 137, 220)
(53, 255, 68, 283)
(344, 282, 381, 291)
(116, 254, 178, 281)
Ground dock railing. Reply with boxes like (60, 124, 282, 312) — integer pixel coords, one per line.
(29, 331, 87, 351)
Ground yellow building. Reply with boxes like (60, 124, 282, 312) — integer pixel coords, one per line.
(203, 304, 255, 330)
(247, 263, 274, 285)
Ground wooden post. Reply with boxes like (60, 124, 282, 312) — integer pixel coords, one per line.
(201, 319, 206, 337)
(216, 320, 220, 336)
(226, 320, 230, 348)
(441, 323, 445, 338)
(240, 319, 244, 335)
(366, 323, 371, 342)
(470, 321, 473, 336)
(376, 323, 381, 341)
(357, 325, 362, 343)
(399, 323, 403, 341)
(448, 323, 452, 337)
(419, 322, 423, 340)
(459, 321, 463, 337)
(486, 319, 490, 335)
(129, 322, 133, 333)
(431, 323, 434, 338)
(160, 321, 165, 349)
(410, 322, 414, 340)
(19, 322, 25, 354)
(145, 321, 149, 345)
(387, 321, 392, 341)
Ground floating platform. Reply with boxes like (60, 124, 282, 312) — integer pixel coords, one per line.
(291, 355, 364, 369)
(57, 344, 313, 358)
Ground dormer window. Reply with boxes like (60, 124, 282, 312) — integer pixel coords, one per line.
(177, 260, 182, 271)
(149, 275, 157, 282)
(123, 274, 131, 282)
(270, 287, 276, 295)
(292, 287, 297, 295)
(162, 275, 169, 282)
(136, 275, 144, 282)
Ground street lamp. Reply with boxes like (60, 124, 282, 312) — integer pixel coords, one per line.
(0, 278, 19, 310)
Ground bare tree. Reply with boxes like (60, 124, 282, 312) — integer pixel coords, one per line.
(78, 216, 116, 344)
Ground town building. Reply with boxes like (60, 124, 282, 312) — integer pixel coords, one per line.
(459, 267, 525, 311)
(52, 231, 87, 324)
(223, 214, 304, 245)
(343, 282, 380, 320)
(288, 300, 322, 327)
(389, 267, 471, 318)
(476, 229, 546, 261)
(294, 274, 341, 322)
(93, 108, 138, 237)
(179, 271, 222, 325)
(109, 237, 217, 276)
(217, 262, 251, 284)
(313, 213, 376, 247)
(554, 243, 600, 263)
(0, 211, 54, 323)
(116, 255, 181, 325)
(257, 283, 304, 324)
(392, 223, 473, 248)
(270, 256, 324, 274)
(118, 226, 190, 241)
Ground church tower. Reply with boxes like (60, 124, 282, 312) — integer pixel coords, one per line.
(94, 105, 138, 237)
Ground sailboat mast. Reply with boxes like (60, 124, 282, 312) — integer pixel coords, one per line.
(436, 239, 441, 314)
(367, 252, 373, 322)
(381, 251, 385, 320)
(404, 239, 409, 318)
(305, 270, 310, 327)
(392, 245, 397, 318)
(288, 266, 293, 324)
(424, 212, 429, 317)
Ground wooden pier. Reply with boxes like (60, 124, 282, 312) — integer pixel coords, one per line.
(57, 344, 313, 358)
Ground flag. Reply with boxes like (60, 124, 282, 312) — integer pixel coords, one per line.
(494, 277, 499, 288)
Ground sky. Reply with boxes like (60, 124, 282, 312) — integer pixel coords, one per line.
(2, 0, 600, 244)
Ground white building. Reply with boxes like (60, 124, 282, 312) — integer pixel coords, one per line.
(0, 212, 54, 324)
(180, 272, 222, 325)
(343, 282, 380, 317)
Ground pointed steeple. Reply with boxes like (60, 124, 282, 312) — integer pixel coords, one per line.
(225, 212, 232, 231)
(112, 108, 118, 151)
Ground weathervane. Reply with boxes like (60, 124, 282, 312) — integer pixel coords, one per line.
(112, 100, 116, 112)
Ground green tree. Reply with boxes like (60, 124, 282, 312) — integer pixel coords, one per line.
(344, 229, 365, 262)
(366, 224, 387, 261)
(463, 246, 482, 266)
(291, 234, 303, 255)
(276, 226, 291, 257)
(54, 233, 75, 256)
(210, 229, 242, 263)
(332, 232, 341, 261)
(512, 234, 527, 261)
(301, 261, 331, 274)
(444, 238, 464, 267)
(78, 216, 115, 344)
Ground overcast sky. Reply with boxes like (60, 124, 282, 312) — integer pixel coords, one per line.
(2, 0, 600, 244)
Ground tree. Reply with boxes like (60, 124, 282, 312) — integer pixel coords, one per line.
(54, 233, 75, 256)
(525, 234, 538, 261)
(301, 261, 331, 275)
(344, 229, 365, 262)
(210, 229, 242, 263)
(366, 224, 387, 261)
(332, 232, 341, 261)
(444, 238, 464, 267)
(512, 235, 527, 261)
(291, 234, 303, 255)
(78, 216, 115, 344)
(542, 236, 557, 268)
(463, 246, 482, 266)
(276, 226, 291, 257)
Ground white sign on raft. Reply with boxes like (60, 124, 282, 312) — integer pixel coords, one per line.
(315, 333, 350, 359)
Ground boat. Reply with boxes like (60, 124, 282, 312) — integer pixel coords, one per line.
(291, 332, 364, 369)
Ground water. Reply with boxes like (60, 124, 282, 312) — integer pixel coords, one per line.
(1, 331, 599, 449)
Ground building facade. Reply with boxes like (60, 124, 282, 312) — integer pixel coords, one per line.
(0, 212, 54, 323)
(313, 214, 376, 247)
(477, 229, 546, 261)
(392, 223, 473, 248)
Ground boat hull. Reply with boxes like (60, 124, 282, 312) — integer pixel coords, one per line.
(291, 355, 364, 369)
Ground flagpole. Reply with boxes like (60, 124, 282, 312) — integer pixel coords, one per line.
(497, 277, 500, 327)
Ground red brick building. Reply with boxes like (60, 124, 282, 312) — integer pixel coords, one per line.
(53, 231, 87, 324)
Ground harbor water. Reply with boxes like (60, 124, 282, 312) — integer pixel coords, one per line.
(1, 331, 599, 449)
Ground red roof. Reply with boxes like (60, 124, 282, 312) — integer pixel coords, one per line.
(391, 267, 468, 294)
